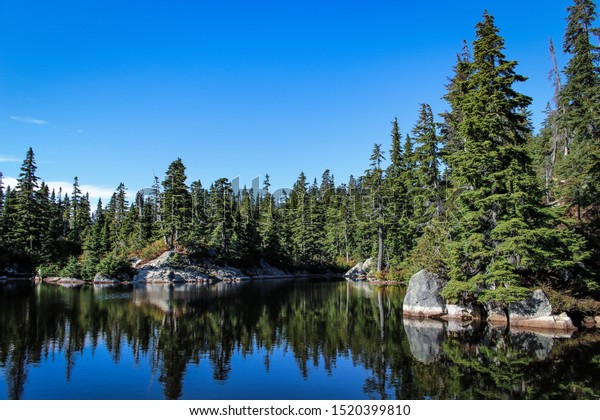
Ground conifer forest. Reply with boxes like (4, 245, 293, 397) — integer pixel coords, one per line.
(1, 1, 599, 311)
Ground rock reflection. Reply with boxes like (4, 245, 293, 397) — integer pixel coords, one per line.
(1, 281, 599, 400)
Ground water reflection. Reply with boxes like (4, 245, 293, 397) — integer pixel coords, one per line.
(1, 280, 599, 400)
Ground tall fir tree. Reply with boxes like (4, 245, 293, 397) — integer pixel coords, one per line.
(364, 144, 386, 272)
(442, 12, 590, 305)
(15, 148, 40, 252)
(412, 103, 442, 221)
(556, 0, 600, 216)
(162, 159, 191, 248)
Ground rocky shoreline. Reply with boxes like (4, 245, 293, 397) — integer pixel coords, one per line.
(402, 269, 580, 331)
(40, 250, 342, 286)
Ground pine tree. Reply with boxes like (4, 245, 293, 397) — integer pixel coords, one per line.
(442, 12, 590, 304)
(208, 178, 233, 256)
(0, 171, 4, 216)
(69, 177, 91, 243)
(365, 144, 386, 272)
(0, 187, 17, 251)
(556, 0, 600, 216)
(36, 182, 53, 262)
(385, 119, 410, 266)
(14, 148, 40, 252)
(162, 159, 191, 248)
(287, 172, 310, 263)
(81, 199, 106, 279)
(412, 103, 442, 220)
(440, 40, 472, 161)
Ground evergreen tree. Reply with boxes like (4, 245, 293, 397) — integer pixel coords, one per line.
(440, 40, 472, 161)
(161, 159, 191, 248)
(412, 103, 442, 220)
(442, 12, 590, 304)
(287, 172, 310, 263)
(208, 178, 234, 256)
(365, 144, 386, 273)
(556, 0, 600, 216)
(14, 148, 40, 252)
(0, 187, 18, 251)
(0, 171, 4, 215)
(385, 119, 411, 267)
(70, 177, 82, 242)
(81, 199, 106, 279)
(186, 180, 209, 252)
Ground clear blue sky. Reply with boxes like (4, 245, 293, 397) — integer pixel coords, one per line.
(0, 0, 589, 201)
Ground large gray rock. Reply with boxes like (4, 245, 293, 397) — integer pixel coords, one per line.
(443, 304, 483, 321)
(510, 312, 576, 331)
(485, 289, 576, 331)
(134, 251, 218, 283)
(344, 257, 374, 278)
(143, 251, 190, 268)
(485, 301, 508, 323)
(403, 270, 446, 317)
(244, 260, 291, 278)
(134, 267, 213, 283)
(134, 267, 174, 283)
(56, 278, 85, 288)
(93, 274, 119, 284)
(211, 266, 250, 282)
(509, 289, 552, 319)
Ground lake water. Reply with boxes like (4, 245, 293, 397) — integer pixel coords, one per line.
(1, 279, 599, 400)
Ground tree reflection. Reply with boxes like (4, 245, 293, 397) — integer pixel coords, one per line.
(1, 281, 599, 399)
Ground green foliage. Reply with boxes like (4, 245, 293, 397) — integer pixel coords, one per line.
(97, 252, 131, 279)
(408, 218, 450, 277)
(59, 256, 82, 279)
(36, 262, 62, 278)
(138, 239, 170, 262)
(441, 11, 590, 302)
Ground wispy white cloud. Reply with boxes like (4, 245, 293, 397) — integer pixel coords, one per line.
(2, 177, 17, 189)
(45, 181, 117, 202)
(10, 115, 48, 125)
(0, 155, 20, 162)
(1, 176, 116, 202)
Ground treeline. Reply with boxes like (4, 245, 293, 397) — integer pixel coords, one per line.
(0, 2, 598, 302)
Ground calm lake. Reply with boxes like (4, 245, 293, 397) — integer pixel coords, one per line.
(1, 279, 599, 400)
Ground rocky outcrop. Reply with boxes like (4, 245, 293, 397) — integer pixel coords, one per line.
(403, 270, 576, 331)
(93, 274, 120, 284)
(486, 289, 576, 331)
(510, 312, 576, 331)
(56, 278, 85, 287)
(43, 277, 85, 286)
(134, 266, 215, 284)
(344, 258, 374, 279)
(510, 289, 553, 319)
(134, 251, 214, 283)
(244, 260, 291, 278)
(208, 266, 250, 282)
(133, 251, 249, 283)
(403, 270, 446, 317)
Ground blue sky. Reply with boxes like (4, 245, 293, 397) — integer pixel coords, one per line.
(0, 1, 589, 202)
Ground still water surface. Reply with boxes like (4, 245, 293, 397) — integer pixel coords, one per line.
(1, 279, 599, 399)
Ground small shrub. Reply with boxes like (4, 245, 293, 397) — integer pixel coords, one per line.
(137, 239, 169, 262)
(97, 252, 132, 280)
(59, 256, 82, 279)
(37, 263, 61, 278)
